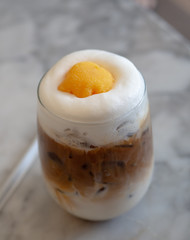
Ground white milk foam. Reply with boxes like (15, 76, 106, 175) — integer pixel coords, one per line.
(38, 49, 148, 147)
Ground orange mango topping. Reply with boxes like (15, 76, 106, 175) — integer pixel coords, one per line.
(58, 61, 115, 98)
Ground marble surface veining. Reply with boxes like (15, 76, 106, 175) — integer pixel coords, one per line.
(0, 0, 190, 239)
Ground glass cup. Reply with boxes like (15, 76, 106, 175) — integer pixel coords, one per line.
(37, 75, 153, 221)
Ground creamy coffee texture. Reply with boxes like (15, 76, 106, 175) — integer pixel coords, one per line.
(37, 50, 153, 220)
(38, 49, 148, 147)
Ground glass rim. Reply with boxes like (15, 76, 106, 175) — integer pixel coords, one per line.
(37, 71, 147, 125)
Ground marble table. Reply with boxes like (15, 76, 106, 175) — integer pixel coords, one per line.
(0, 0, 190, 239)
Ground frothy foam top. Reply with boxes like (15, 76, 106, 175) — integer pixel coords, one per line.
(38, 49, 145, 123)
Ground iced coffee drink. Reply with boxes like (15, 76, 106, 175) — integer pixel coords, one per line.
(37, 50, 153, 220)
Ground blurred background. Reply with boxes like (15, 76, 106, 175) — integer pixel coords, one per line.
(137, 0, 190, 40)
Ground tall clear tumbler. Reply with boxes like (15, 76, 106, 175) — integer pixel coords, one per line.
(37, 52, 153, 221)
